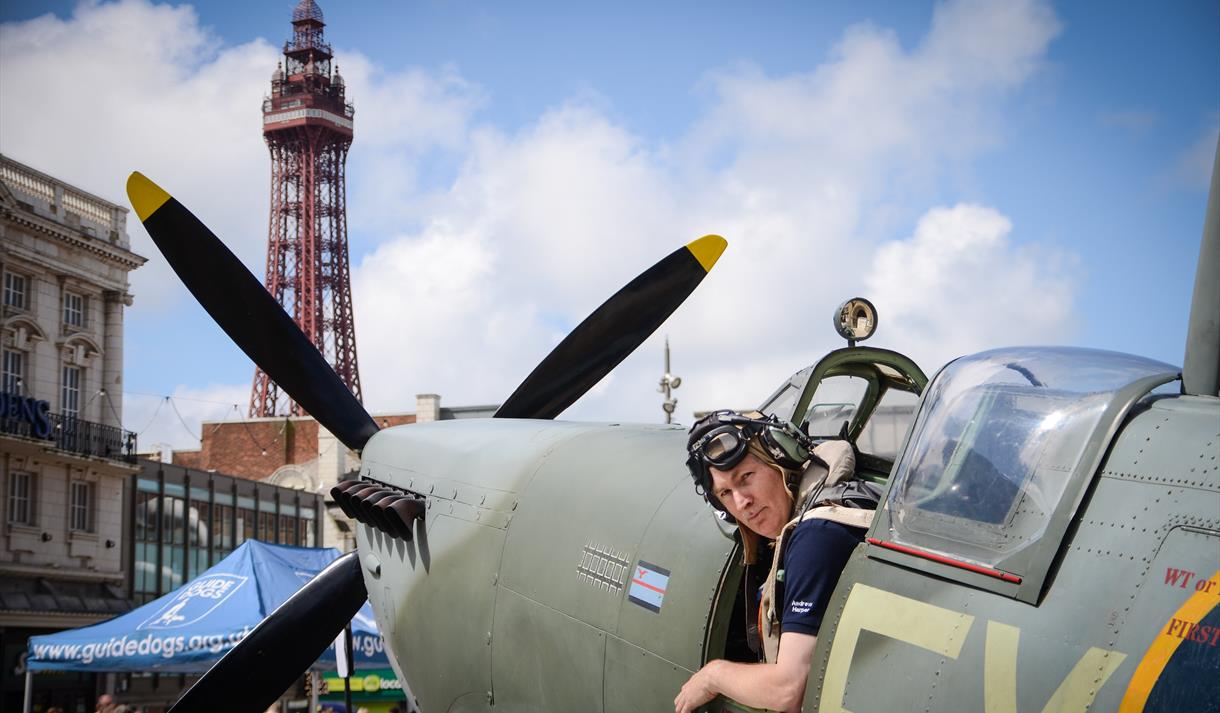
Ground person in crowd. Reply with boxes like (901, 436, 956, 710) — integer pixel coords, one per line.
(96, 693, 116, 713)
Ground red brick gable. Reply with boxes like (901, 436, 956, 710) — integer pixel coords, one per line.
(172, 413, 417, 480)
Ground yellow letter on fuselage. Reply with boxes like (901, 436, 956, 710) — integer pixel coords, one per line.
(821, 584, 975, 713)
(822, 585, 1127, 713)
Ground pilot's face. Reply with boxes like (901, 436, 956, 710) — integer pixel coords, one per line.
(710, 452, 793, 539)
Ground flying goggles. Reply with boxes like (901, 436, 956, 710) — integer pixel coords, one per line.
(686, 410, 815, 516)
(686, 410, 772, 472)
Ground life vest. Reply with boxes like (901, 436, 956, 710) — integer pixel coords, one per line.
(757, 440, 881, 663)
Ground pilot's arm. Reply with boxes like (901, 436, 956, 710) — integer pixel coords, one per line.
(675, 520, 862, 713)
(673, 631, 816, 713)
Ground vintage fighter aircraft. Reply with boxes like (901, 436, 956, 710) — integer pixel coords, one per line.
(126, 140, 1218, 713)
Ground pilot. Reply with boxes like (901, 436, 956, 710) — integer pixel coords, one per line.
(675, 411, 879, 713)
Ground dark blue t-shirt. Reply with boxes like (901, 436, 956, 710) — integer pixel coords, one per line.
(778, 518, 865, 636)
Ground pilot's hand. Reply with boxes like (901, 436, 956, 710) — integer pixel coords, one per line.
(675, 663, 720, 713)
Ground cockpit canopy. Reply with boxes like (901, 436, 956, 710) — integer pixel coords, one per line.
(880, 347, 1178, 597)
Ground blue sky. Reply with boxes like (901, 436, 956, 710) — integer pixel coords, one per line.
(0, 0, 1216, 451)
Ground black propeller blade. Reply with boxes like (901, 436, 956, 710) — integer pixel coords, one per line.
(168, 552, 367, 713)
(494, 235, 727, 419)
(127, 172, 379, 452)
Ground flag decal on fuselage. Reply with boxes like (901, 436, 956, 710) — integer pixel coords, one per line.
(628, 561, 670, 613)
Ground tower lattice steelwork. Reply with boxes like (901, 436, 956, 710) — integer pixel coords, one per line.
(251, 0, 362, 417)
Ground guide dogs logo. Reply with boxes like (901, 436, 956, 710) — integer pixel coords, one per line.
(138, 574, 248, 630)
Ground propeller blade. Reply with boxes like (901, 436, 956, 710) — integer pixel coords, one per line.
(127, 172, 379, 451)
(169, 552, 367, 713)
(495, 234, 727, 419)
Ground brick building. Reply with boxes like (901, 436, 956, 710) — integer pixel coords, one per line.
(167, 395, 497, 551)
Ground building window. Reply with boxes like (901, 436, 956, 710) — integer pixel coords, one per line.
(2, 349, 25, 394)
(135, 488, 160, 599)
(214, 504, 234, 552)
(188, 499, 210, 578)
(237, 507, 255, 544)
(259, 511, 276, 542)
(298, 517, 312, 547)
(7, 470, 35, 525)
(62, 365, 81, 418)
(136, 491, 159, 542)
(163, 496, 184, 544)
(189, 500, 210, 547)
(63, 292, 85, 328)
(3, 272, 27, 311)
(162, 543, 184, 592)
(69, 480, 93, 531)
(279, 513, 296, 545)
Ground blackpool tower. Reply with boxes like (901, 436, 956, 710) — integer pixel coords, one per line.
(252, 0, 362, 417)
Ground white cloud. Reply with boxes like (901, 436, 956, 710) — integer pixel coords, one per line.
(0, 0, 274, 305)
(351, 101, 677, 412)
(0, 0, 486, 307)
(3, 0, 1075, 443)
(866, 204, 1075, 369)
(339, 59, 487, 237)
(352, 0, 1068, 422)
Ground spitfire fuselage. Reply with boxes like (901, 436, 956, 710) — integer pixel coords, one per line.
(357, 420, 739, 712)
(355, 357, 1219, 713)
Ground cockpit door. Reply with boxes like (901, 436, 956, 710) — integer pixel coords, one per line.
(761, 347, 927, 481)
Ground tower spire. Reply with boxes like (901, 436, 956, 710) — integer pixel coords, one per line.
(252, 0, 362, 417)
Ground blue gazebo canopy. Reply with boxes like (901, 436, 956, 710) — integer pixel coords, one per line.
(27, 540, 387, 673)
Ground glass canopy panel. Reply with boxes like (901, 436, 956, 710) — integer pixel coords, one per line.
(886, 347, 1176, 569)
(801, 376, 869, 438)
(759, 365, 813, 422)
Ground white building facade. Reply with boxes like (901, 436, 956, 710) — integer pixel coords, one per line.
(0, 155, 144, 711)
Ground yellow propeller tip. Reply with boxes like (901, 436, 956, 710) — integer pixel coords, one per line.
(126, 172, 172, 222)
(686, 234, 727, 273)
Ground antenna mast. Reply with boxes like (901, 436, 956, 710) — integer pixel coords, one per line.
(658, 336, 681, 423)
